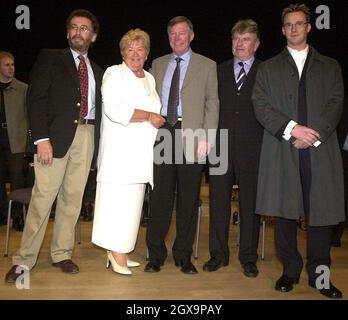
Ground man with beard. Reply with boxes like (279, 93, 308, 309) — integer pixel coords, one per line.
(5, 9, 103, 283)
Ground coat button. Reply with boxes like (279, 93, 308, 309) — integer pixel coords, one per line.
(74, 120, 78, 124)
(235, 111, 239, 115)
(76, 102, 81, 107)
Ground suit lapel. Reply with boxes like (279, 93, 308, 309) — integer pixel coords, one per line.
(226, 59, 238, 92)
(60, 48, 80, 87)
(156, 55, 171, 96)
(182, 52, 197, 89)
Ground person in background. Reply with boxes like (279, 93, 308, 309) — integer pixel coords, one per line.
(92, 28, 164, 275)
(252, 3, 344, 299)
(204, 19, 262, 278)
(5, 9, 103, 283)
(0, 51, 29, 231)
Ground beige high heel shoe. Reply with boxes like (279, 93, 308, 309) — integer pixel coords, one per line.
(127, 258, 140, 268)
(106, 251, 132, 275)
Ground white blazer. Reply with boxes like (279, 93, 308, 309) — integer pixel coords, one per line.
(97, 62, 161, 187)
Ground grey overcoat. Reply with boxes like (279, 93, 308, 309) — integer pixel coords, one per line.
(252, 47, 345, 226)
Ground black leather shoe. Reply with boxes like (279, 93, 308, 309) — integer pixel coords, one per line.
(52, 259, 79, 274)
(175, 258, 198, 274)
(203, 257, 226, 272)
(144, 262, 161, 273)
(5, 265, 24, 283)
(242, 262, 259, 278)
(275, 275, 299, 292)
(12, 215, 25, 231)
(309, 281, 343, 299)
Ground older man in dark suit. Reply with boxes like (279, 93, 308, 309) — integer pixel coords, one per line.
(5, 9, 104, 283)
(203, 19, 262, 278)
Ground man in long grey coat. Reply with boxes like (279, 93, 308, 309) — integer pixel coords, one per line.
(252, 3, 344, 299)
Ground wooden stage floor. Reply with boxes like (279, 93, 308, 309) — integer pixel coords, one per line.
(0, 202, 347, 301)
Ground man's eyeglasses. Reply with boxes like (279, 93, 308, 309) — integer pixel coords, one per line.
(283, 21, 308, 29)
(69, 24, 93, 33)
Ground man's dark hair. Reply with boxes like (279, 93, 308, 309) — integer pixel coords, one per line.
(66, 9, 99, 34)
(281, 3, 311, 24)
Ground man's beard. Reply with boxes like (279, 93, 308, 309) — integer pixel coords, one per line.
(68, 36, 89, 52)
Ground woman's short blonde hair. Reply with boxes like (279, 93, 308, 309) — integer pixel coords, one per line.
(119, 28, 150, 56)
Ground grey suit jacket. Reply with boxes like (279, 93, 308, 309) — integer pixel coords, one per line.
(150, 51, 219, 162)
(3, 78, 28, 153)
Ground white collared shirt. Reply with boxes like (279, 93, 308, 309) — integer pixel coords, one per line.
(287, 45, 309, 78)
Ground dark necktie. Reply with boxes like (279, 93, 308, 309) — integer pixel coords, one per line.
(236, 61, 246, 91)
(167, 57, 182, 126)
(78, 55, 88, 118)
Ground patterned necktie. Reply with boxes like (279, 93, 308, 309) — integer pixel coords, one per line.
(236, 61, 246, 91)
(167, 57, 182, 126)
(78, 55, 88, 118)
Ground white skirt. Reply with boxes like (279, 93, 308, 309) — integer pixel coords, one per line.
(92, 182, 145, 253)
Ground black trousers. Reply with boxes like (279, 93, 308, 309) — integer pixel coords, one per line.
(275, 149, 333, 281)
(209, 157, 260, 265)
(0, 129, 28, 218)
(146, 122, 203, 264)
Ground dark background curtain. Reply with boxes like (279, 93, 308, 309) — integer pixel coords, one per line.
(0, 0, 346, 89)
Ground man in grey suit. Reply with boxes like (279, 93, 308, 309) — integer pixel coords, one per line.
(252, 3, 344, 298)
(145, 16, 219, 274)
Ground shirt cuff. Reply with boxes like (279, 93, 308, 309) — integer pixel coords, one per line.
(34, 138, 50, 145)
(313, 140, 321, 147)
(282, 120, 298, 140)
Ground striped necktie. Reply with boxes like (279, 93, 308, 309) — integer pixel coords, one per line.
(236, 61, 246, 91)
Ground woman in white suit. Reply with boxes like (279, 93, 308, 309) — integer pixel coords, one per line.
(92, 29, 165, 275)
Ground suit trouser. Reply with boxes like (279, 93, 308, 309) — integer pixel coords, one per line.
(12, 124, 94, 269)
(275, 218, 332, 281)
(275, 148, 332, 281)
(146, 122, 203, 264)
(209, 157, 260, 265)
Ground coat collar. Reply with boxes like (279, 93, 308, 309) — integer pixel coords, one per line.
(281, 45, 324, 73)
(5, 77, 19, 91)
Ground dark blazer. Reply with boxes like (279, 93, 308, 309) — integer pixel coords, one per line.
(216, 58, 263, 171)
(27, 48, 104, 158)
